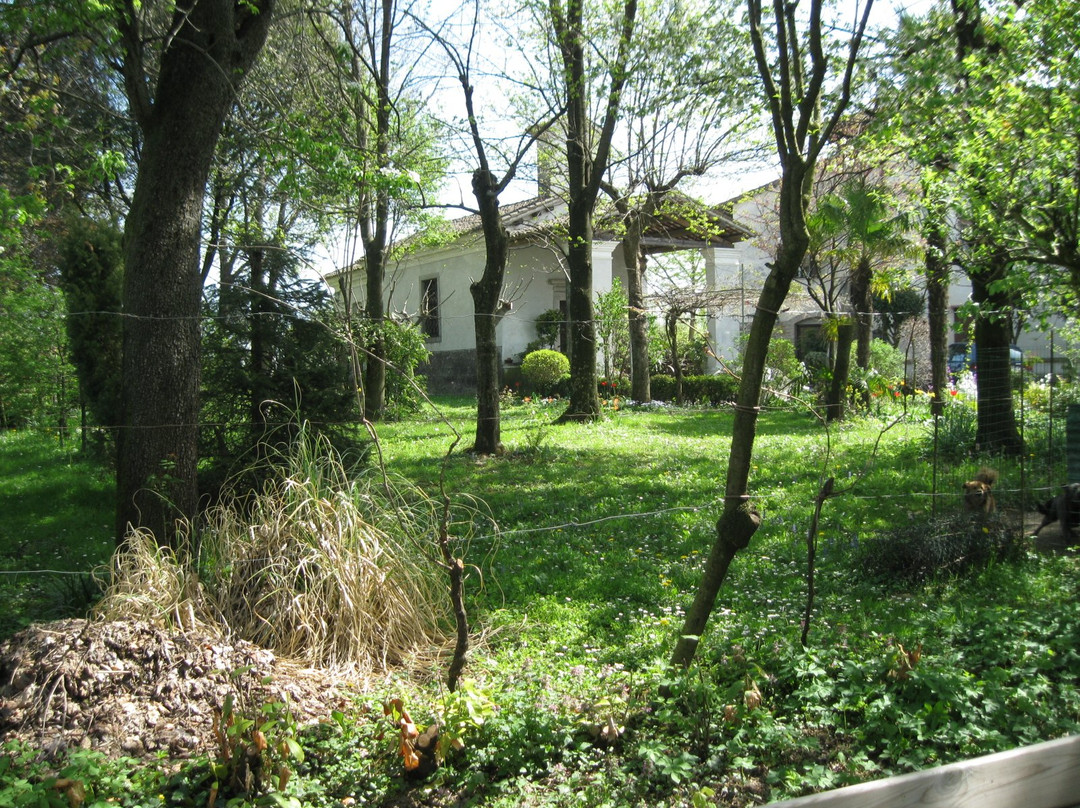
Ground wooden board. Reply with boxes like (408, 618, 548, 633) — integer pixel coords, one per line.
(767, 735, 1080, 808)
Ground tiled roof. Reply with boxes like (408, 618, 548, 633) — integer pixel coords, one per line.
(327, 192, 752, 278)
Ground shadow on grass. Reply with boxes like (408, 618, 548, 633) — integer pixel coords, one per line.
(0, 432, 114, 638)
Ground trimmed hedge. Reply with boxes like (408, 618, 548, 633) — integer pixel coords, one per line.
(651, 374, 739, 405)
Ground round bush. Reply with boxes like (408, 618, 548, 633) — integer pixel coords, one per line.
(521, 349, 570, 393)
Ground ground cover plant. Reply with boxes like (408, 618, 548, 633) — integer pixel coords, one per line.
(2, 392, 1079, 807)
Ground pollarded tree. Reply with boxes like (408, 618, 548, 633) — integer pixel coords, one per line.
(418, 0, 563, 455)
(601, 0, 759, 404)
(671, 0, 875, 668)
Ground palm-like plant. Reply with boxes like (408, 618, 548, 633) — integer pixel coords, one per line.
(809, 177, 912, 419)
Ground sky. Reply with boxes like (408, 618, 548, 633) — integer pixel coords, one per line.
(308, 0, 939, 281)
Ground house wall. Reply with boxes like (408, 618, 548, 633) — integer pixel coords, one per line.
(708, 180, 1077, 382)
(705, 184, 822, 373)
(335, 236, 624, 393)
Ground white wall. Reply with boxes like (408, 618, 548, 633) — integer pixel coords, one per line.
(337, 236, 623, 365)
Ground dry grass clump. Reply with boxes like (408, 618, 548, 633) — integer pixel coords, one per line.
(96, 428, 455, 672)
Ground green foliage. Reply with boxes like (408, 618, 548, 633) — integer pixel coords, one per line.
(6, 395, 1080, 806)
(200, 273, 365, 498)
(520, 349, 570, 395)
(57, 216, 123, 442)
(652, 316, 708, 377)
(0, 432, 113, 638)
(0, 740, 169, 808)
(596, 280, 630, 379)
(651, 374, 739, 405)
(849, 339, 908, 401)
(529, 309, 564, 353)
(377, 318, 431, 419)
(209, 685, 304, 802)
(0, 253, 77, 433)
(926, 398, 978, 457)
(734, 332, 808, 406)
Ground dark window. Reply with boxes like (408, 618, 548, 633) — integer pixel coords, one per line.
(420, 278, 440, 339)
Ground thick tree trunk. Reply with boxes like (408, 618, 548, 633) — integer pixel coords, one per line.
(826, 321, 854, 422)
(470, 169, 509, 455)
(560, 199, 602, 421)
(362, 247, 387, 422)
(550, 0, 636, 423)
(971, 255, 1024, 455)
(623, 221, 651, 403)
(115, 0, 274, 548)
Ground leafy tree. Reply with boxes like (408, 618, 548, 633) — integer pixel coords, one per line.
(0, 253, 75, 433)
(531, 309, 564, 352)
(1, 3, 132, 436)
(201, 268, 362, 498)
(648, 253, 734, 404)
(809, 177, 912, 419)
(312, 0, 443, 423)
(546, 0, 638, 422)
(671, 0, 875, 668)
(874, 286, 924, 348)
(57, 217, 123, 448)
(595, 279, 630, 381)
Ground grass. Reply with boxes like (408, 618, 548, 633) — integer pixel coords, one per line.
(3, 392, 1079, 806)
(0, 431, 114, 637)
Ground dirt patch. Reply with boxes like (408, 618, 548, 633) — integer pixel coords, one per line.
(0, 618, 359, 761)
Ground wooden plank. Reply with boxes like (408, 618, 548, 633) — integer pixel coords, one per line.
(768, 735, 1080, 808)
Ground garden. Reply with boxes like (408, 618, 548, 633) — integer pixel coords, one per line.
(2, 382, 1080, 808)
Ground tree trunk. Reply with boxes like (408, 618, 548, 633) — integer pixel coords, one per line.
(362, 246, 387, 421)
(671, 160, 811, 667)
(925, 213, 949, 417)
(470, 168, 509, 455)
(666, 311, 684, 405)
(851, 257, 873, 370)
(560, 197, 602, 421)
(826, 321, 854, 422)
(971, 254, 1024, 454)
(623, 219, 651, 403)
(550, 0, 636, 423)
(115, 0, 274, 548)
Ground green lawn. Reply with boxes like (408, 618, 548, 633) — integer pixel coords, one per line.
(0, 431, 114, 637)
(2, 397, 1079, 807)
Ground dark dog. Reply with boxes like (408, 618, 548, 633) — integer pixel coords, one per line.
(1033, 482, 1080, 538)
(963, 468, 998, 513)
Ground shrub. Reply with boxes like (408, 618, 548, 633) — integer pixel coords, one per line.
(860, 511, 1024, 586)
(650, 374, 738, 405)
(533, 309, 564, 350)
(925, 398, 977, 457)
(521, 349, 570, 394)
(96, 426, 452, 671)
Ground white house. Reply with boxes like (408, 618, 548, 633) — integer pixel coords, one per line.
(704, 178, 1076, 383)
(330, 192, 752, 393)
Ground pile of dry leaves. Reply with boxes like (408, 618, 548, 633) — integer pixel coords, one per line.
(0, 618, 356, 762)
